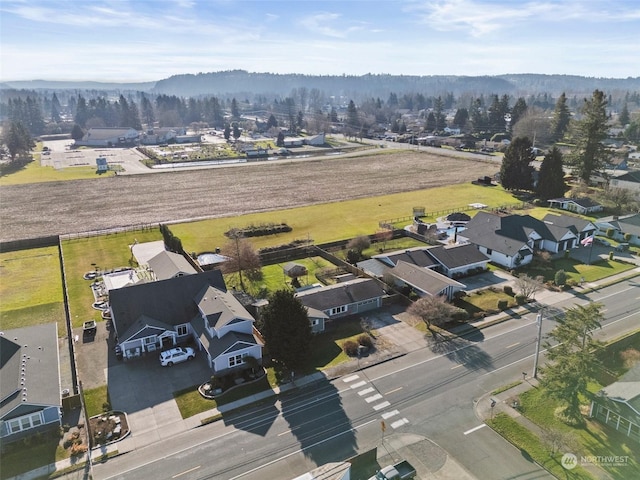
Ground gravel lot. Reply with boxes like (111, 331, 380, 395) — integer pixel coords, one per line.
(0, 150, 498, 242)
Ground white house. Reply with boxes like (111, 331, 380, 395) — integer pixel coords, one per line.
(610, 171, 640, 197)
(595, 213, 640, 246)
(547, 197, 604, 215)
(75, 127, 139, 147)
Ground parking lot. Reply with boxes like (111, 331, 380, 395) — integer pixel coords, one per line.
(41, 140, 151, 173)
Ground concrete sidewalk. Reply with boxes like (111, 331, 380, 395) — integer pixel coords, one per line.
(32, 267, 640, 480)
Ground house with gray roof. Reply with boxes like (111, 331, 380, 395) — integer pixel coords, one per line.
(610, 171, 640, 197)
(542, 213, 596, 244)
(0, 324, 61, 444)
(548, 197, 603, 215)
(75, 127, 139, 147)
(595, 213, 640, 246)
(390, 261, 464, 300)
(426, 244, 489, 278)
(295, 278, 387, 320)
(109, 270, 262, 374)
(590, 364, 640, 443)
(458, 212, 587, 269)
(147, 250, 197, 281)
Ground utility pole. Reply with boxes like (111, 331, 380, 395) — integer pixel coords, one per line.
(533, 311, 543, 378)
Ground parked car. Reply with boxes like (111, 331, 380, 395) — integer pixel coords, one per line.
(368, 460, 416, 480)
(594, 238, 611, 246)
(615, 242, 630, 252)
(159, 347, 195, 366)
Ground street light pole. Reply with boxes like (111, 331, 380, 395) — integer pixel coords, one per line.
(533, 311, 543, 378)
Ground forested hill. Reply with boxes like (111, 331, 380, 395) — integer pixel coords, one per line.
(152, 71, 640, 98)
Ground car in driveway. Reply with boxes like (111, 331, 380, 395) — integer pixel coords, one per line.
(159, 347, 195, 366)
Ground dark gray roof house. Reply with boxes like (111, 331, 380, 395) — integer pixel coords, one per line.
(426, 244, 489, 277)
(109, 270, 262, 373)
(548, 197, 603, 215)
(458, 212, 584, 269)
(0, 324, 62, 444)
(296, 278, 387, 320)
(390, 261, 464, 300)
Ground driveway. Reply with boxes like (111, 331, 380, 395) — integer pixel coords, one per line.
(105, 351, 211, 449)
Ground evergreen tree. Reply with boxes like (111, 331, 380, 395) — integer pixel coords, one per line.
(75, 95, 89, 127)
(267, 114, 278, 129)
(536, 147, 567, 200)
(541, 303, 603, 425)
(550, 92, 571, 142)
(223, 123, 231, 140)
(619, 103, 630, 126)
(276, 130, 284, 147)
(231, 98, 240, 119)
(452, 108, 468, 128)
(426, 112, 436, 132)
(261, 290, 312, 373)
(570, 90, 610, 183)
(510, 97, 527, 129)
(2, 121, 34, 161)
(140, 95, 155, 127)
(499, 136, 535, 191)
(51, 93, 61, 123)
(346, 100, 359, 129)
(71, 123, 84, 141)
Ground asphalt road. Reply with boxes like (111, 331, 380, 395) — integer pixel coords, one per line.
(93, 280, 639, 480)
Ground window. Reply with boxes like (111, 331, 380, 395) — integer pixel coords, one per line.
(311, 319, 319, 326)
(229, 354, 245, 367)
(177, 325, 188, 336)
(486, 248, 493, 255)
(330, 305, 347, 316)
(7, 413, 43, 434)
(144, 336, 155, 345)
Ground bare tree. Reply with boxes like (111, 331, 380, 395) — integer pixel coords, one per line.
(408, 295, 459, 330)
(220, 231, 261, 291)
(347, 235, 371, 255)
(515, 273, 544, 300)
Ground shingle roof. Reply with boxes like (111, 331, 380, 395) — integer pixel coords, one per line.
(148, 251, 197, 280)
(373, 247, 437, 268)
(542, 213, 594, 233)
(83, 127, 138, 141)
(549, 197, 602, 209)
(391, 261, 464, 296)
(614, 171, 640, 184)
(194, 285, 254, 330)
(426, 244, 489, 269)
(296, 278, 386, 312)
(0, 324, 60, 419)
(110, 270, 227, 339)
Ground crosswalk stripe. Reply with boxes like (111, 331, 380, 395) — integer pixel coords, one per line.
(350, 380, 367, 389)
(365, 394, 383, 403)
(382, 410, 400, 419)
(343, 375, 360, 383)
(358, 387, 375, 396)
(391, 418, 409, 429)
(373, 401, 391, 411)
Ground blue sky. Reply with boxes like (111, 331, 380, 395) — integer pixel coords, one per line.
(1, 0, 639, 82)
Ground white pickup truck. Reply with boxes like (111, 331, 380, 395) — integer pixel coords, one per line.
(368, 460, 416, 480)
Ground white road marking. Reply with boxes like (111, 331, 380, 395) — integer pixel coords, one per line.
(343, 374, 360, 383)
(172, 466, 201, 478)
(391, 418, 409, 429)
(350, 380, 367, 389)
(365, 394, 383, 403)
(358, 387, 375, 396)
(373, 401, 391, 411)
(382, 410, 400, 419)
(451, 363, 465, 369)
(464, 424, 487, 435)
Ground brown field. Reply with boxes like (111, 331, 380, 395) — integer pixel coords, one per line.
(0, 150, 498, 242)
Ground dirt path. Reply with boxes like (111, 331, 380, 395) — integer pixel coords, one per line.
(0, 150, 498, 242)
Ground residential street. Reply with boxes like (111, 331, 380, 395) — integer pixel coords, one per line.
(88, 274, 639, 480)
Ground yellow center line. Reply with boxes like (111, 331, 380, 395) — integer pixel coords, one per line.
(505, 342, 520, 349)
(385, 387, 403, 395)
(451, 364, 465, 369)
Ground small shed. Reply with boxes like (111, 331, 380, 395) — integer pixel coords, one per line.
(96, 157, 108, 172)
(283, 262, 307, 278)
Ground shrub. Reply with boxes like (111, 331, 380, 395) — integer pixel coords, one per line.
(606, 228, 615, 238)
(624, 233, 632, 242)
(343, 340, 359, 357)
(609, 251, 614, 260)
(102, 402, 111, 413)
(497, 299, 508, 310)
(554, 269, 567, 287)
(503, 285, 513, 295)
(357, 334, 373, 349)
(515, 294, 526, 305)
(70, 443, 88, 456)
(451, 309, 469, 322)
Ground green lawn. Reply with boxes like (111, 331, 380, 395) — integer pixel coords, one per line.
(0, 435, 68, 480)
(83, 385, 110, 417)
(0, 246, 66, 333)
(519, 387, 640, 479)
(520, 258, 636, 284)
(454, 288, 516, 317)
(488, 413, 594, 479)
(0, 156, 114, 186)
(61, 228, 162, 328)
(169, 183, 519, 254)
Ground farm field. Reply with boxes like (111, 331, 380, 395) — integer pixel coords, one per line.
(0, 150, 500, 242)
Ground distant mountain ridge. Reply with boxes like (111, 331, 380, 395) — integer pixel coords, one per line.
(3, 72, 639, 98)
